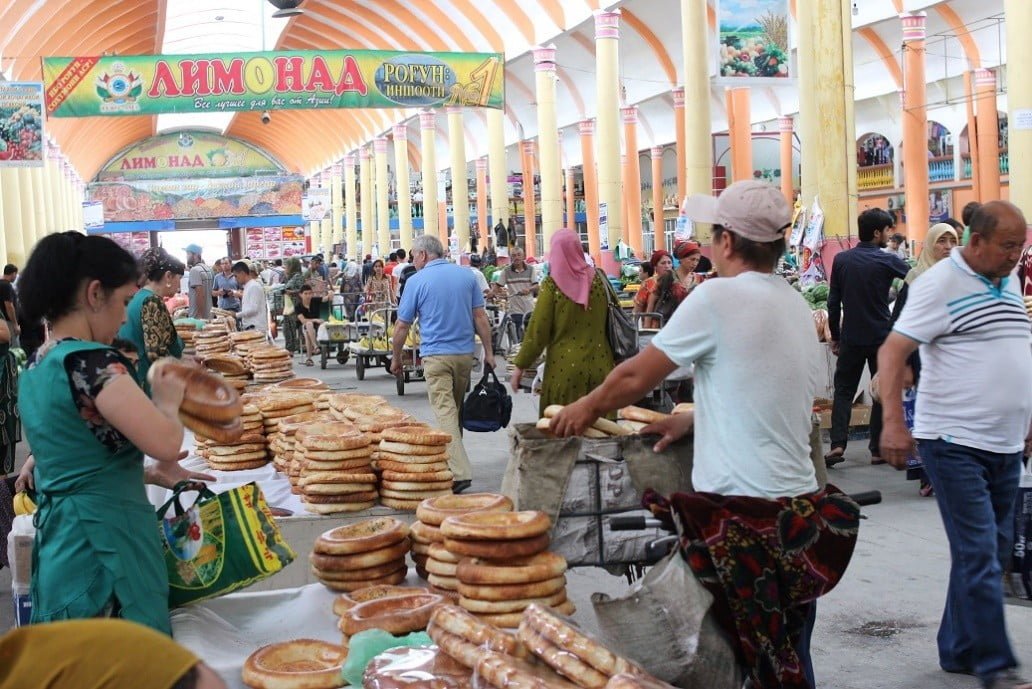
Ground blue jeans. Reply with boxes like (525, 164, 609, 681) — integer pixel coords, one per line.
(918, 438, 1022, 682)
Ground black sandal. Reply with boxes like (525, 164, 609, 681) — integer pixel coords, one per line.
(824, 449, 846, 468)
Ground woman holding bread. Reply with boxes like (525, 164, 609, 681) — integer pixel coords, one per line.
(16, 233, 212, 634)
(118, 247, 186, 394)
(511, 229, 614, 414)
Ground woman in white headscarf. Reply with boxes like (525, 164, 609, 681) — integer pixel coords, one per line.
(889, 222, 959, 496)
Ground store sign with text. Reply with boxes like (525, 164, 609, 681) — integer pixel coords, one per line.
(0, 82, 44, 167)
(42, 51, 504, 117)
(97, 131, 285, 181)
(715, 0, 791, 82)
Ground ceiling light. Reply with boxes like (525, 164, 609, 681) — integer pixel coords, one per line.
(268, 0, 303, 18)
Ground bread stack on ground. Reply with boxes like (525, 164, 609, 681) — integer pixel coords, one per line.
(297, 422, 378, 514)
(268, 410, 332, 476)
(174, 323, 198, 357)
(310, 517, 411, 592)
(412, 493, 514, 592)
(250, 346, 294, 384)
(376, 426, 454, 511)
(442, 510, 573, 628)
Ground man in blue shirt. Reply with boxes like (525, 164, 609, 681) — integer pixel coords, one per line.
(213, 258, 241, 312)
(391, 235, 496, 494)
(825, 208, 910, 467)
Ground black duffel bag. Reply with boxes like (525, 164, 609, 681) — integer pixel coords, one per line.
(462, 364, 512, 432)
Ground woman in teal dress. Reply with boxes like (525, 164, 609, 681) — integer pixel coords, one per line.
(16, 232, 212, 634)
(118, 248, 186, 393)
(511, 229, 614, 415)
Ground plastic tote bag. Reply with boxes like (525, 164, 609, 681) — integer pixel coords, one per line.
(462, 365, 512, 432)
(157, 481, 296, 607)
(1007, 458, 1032, 600)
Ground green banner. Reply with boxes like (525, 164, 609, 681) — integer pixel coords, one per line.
(43, 50, 504, 117)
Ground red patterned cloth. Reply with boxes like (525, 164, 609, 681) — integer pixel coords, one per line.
(643, 486, 861, 689)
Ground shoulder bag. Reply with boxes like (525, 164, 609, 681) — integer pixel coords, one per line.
(597, 270, 638, 361)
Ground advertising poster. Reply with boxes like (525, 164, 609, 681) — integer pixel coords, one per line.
(83, 201, 105, 229)
(716, 0, 791, 81)
(0, 82, 44, 167)
(303, 187, 331, 222)
(929, 189, 953, 224)
(87, 175, 303, 221)
(43, 50, 505, 117)
(97, 130, 285, 181)
(101, 231, 151, 257)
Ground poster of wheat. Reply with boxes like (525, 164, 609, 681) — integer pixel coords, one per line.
(716, 0, 792, 83)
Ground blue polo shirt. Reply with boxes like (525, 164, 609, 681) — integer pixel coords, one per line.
(398, 259, 484, 356)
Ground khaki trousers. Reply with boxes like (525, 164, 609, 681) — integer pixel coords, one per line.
(422, 354, 474, 481)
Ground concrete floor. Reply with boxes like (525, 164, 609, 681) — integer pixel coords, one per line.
(3, 349, 1031, 689)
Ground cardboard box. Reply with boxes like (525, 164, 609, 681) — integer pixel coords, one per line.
(816, 404, 873, 430)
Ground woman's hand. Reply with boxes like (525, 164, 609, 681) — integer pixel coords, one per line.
(149, 361, 187, 416)
(14, 455, 35, 492)
(145, 452, 216, 489)
(510, 367, 523, 393)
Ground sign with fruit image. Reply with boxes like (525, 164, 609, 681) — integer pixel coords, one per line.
(716, 0, 791, 82)
(97, 130, 286, 181)
(0, 82, 44, 167)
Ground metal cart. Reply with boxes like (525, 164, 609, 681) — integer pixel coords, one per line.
(315, 297, 351, 370)
(634, 312, 692, 413)
(394, 323, 425, 396)
(347, 305, 394, 381)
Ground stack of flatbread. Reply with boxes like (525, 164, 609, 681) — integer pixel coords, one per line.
(376, 426, 454, 511)
(194, 328, 231, 358)
(297, 422, 378, 514)
(250, 347, 294, 383)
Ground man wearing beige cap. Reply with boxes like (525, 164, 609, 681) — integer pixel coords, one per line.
(551, 181, 836, 688)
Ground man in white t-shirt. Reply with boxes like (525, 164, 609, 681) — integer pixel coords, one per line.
(878, 200, 1032, 689)
(232, 261, 269, 335)
(549, 181, 830, 687)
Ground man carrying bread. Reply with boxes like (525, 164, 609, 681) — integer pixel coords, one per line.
(391, 235, 496, 494)
(551, 181, 860, 689)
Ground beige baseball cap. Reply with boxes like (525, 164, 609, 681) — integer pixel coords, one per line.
(682, 180, 792, 243)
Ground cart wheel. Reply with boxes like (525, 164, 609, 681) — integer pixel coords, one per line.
(404, 371, 411, 383)
(337, 350, 349, 365)
(320, 348, 328, 370)
(356, 355, 366, 381)
(383, 358, 393, 374)
(396, 374, 405, 396)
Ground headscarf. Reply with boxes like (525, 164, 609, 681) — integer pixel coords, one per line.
(906, 223, 958, 284)
(0, 619, 199, 689)
(548, 229, 595, 307)
(673, 240, 702, 260)
(649, 249, 671, 268)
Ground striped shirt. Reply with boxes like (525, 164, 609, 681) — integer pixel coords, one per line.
(894, 247, 1032, 453)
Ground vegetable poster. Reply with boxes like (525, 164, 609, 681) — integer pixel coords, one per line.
(716, 0, 791, 81)
(0, 82, 44, 167)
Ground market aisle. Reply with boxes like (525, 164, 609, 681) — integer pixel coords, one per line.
(3, 356, 1030, 689)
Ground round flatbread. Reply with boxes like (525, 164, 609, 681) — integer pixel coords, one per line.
(380, 487, 452, 500)
(428, 543, 461, 565)
(455, 552, 567, 585)
(380, 426, 453, 446)
(440, 511, 551, 541)
(304, 500, 377, 515)
(443, 533, 550, 560)
(377, 459, 450, 474)
(381, 469, 454, 483)
(379, 497, 424, 512)
(207, 459, 268, 471)
(425, 558, 457, 578)
(457, 576, 567, 602)
(459, 590, 567, 615)
(241, 639, 346, 689)
(304, 483, 378, 495)
(299, 472, 377, 486)
(382, 480, 455, 492)
(315, 517, 410, 556)
(205, 450, 267, 462)
(409, 521, 443, 545)
(304, 447, 374, 460)
(316, 566, 407, 591)
(311, 558, 407, 582)
(380, 441, 449, 456)
(303, 491, 380, 504)
(427, 573, 459, 591)
(476, 601, 575, 630)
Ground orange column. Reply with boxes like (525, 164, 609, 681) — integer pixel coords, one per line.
(975, 68, 1001, 201)
(651, 147, 665, 251)
(622, 106, 643, 256)
(621, 154, 629, 245)
(579, 120, 600, 261)
(964, 71, 982, 202)
(521, 140, 538, 259)
(672, 87, 686, 203)
(475, 157, 488, 250)
(565, 166, 576, 229)
(901, 12, 929, 242)
(727, 87, 753, 182)
(779, 117, 795, 203)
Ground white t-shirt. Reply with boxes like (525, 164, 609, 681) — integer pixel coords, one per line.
(893, 247, 1032, 453)
(469, 266, 489, 295)
(651, 272, 820, 498)
(238, 279, 269, 334)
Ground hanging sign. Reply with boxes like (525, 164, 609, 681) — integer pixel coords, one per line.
(715, 0, 791, 82)
(0, 82, 44, 167)
(83, 201, 105, 229)
(303, 187, 331, 222)
(97, 131, 285, 180)
(42, 51, 505, 117)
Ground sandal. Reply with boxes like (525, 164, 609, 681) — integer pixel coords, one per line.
(824, 449, 846, 468)
(984, 670, 1032, 689)
(919, 482, 934, 497)
(303, 358, 314, 367)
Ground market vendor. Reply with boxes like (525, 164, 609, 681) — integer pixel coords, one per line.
(15, 233, 213, 634)
(633, 249, 684, 317)
(118, 247, 186, 394)
(295, 284, 324, 367)
(549, 181, 861, 689)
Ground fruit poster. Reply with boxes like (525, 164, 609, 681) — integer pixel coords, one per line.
(97, 130, 285, 181)
(716, 0, 791, 81)
(0, 82, 44, 167)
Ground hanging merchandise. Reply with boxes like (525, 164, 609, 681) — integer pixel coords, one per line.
(788, 201, 806, 247)
(799, 196, 825, 287)
(614, 240, 634, 261)
(674, 197, 694, 242)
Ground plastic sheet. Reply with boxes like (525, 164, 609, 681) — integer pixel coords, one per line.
(341, 630, 432, 687)
(362, 645, 472, 689)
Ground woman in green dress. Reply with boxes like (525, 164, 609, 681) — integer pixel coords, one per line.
(16, 232, 212, 634)
(118, 248, 186, 393)
(510, 229, 614, 415)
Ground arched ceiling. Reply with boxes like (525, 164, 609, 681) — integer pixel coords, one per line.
(0, 0, 1010, 180)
